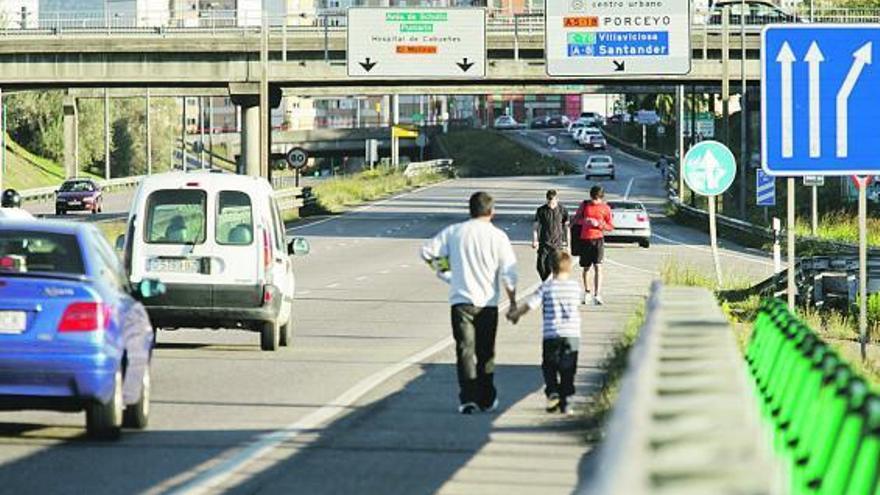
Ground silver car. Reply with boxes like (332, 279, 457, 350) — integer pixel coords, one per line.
(585, 155, 615, 181)
(607, 201, 651, 248)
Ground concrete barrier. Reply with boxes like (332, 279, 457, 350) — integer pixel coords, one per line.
(583, 283, 784, 495)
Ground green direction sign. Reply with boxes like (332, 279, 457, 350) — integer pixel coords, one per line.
(683, 141, 737, 197)
(411, 113, 424, 123)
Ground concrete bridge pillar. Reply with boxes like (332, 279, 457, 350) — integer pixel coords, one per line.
(229, 83, 281, 178)
(62, 96, 78, 179)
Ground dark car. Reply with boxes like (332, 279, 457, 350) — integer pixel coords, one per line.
(0, 220, 163, 439)
(530, 116, 549, 129)
(708, 0, 799, 24)
(545, 115, 569, 129)
(55, 179, 103, 216)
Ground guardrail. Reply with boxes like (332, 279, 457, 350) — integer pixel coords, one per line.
(747, 299, 880, 494)
(402, 159, 455, 179)
(274, 186, 316, 214)
(583, 283, 782, 494)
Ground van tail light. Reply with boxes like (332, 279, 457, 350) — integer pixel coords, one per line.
(58, 302, 109, 333)
(262, 229, 272, 272)
(637, 214, 648, 223)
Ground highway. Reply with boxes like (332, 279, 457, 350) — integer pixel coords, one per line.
(1, 139, 775, 494)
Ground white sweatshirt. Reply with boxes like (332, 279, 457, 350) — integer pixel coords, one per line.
(421, 219, 518, 308)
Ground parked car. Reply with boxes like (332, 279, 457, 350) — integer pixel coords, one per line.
(493, 115, 521, 130)
(607, 201, 652, 248)
(55, 179, 103, 216)
(545, 115, 570, 129)
(530, 116, 549, 129)
(119, 171, 310, 351)
(585, 155, 615, 180)
(0, 220, 162, 439)
(708, 0, 800, 24)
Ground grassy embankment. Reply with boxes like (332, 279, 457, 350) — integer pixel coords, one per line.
(660, 257, 880, 385)
(3, 137, 100, 190)
(795, 212, 880, 246)
(437, 130, 577, 177)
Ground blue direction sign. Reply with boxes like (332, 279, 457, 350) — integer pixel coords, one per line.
(763, 26, 880, 176)
(683, 141, 737, 197)
(757, 169, 776, 206)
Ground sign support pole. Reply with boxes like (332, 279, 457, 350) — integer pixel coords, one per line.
(859, 182, 868, 360)
(811, 185, 819, 236)
(677, 84, 685, 202)
(708, 195, 724, 286)
(787, 177, 796, 309)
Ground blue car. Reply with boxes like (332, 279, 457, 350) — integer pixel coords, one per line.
(0, 220, 162, 439)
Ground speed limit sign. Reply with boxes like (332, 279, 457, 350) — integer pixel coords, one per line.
(547, 135, 558, 147)
(286, 147, 309, 169)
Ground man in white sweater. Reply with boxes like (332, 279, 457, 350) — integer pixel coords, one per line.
(421, 192, 518, 415)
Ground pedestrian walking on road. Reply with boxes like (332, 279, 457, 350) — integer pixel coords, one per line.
(573, 186, 613, 306)
(421, 192, 518, 415)
(507, 250, 581, 415)
(532, 190, 570, 281)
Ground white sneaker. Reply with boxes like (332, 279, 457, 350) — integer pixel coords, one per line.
(593, 296, 604, 306)
(582, 292, 590, 305)
(481, 398, 500, 413)
(458, 402, 478, 415)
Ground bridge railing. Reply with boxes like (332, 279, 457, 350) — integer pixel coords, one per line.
(5, 8, 880, 38)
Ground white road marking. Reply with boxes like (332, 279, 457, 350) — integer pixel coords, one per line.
(297, 290, 311, 296)
(168, 281, 542, 494)
(623, 178, 635, 199)
(399, 264, 410, 269)
(379, 270, 391, 275)
(355, 276, 368, 282)
(326, 283, 340, 289)
(604, 258, 660, 275)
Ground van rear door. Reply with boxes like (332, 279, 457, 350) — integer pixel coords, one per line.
(210, 190, 262, 309)
(134, 187, 213, 308)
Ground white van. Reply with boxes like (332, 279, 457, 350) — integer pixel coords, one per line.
(118, 171, 309, 351)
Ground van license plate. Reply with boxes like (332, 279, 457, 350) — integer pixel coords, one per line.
(149, 258, 202, 274)
(0, 311, 27, 334)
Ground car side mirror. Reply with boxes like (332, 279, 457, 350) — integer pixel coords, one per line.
(115, 235, 125, 252)
(288, 237, 310, 256)
(136, 279, 166, 300)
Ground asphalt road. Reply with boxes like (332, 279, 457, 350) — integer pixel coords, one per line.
(0, 135, 776, 494)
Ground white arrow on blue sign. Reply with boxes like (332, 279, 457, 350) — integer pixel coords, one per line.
(762, 26, 880, 176)
(756, 169, 776, 207)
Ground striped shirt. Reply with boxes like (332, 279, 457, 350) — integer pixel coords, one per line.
(525, 278, 582, 340)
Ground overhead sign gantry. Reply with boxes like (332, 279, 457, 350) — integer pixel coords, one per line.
(347, 8, 486, 79)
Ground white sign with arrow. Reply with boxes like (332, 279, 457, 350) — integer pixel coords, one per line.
(347, 8, 486, 78)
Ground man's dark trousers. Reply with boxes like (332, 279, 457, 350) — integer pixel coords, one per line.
(542, 337, 580, 399)
(451, 304, 498, 408)
(536, 246, 556, 281)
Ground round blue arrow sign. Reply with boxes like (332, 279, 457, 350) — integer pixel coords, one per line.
(683, 141, 737, 197)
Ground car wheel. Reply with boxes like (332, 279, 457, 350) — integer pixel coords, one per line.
(123, 366, 150, 429)
(86, 370, 123, 440)
(639, 240, 650, 249)
(260, 320, 280, 351)
(279, 306, 293, 348)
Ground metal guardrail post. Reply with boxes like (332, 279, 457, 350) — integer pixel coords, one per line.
(323, 15, 329, 63)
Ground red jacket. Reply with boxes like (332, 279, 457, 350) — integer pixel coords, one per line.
(574, 200, 613, 240)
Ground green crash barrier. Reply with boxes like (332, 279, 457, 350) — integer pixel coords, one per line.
(749, 300, 880, 495)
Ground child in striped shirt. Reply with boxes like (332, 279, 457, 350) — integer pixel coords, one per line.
(508, 250, 582, 415)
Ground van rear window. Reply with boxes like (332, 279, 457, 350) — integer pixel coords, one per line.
(145, 190, 207, 245)
(216, 191, 254, 246)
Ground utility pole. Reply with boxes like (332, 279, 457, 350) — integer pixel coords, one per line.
(199, 96, 206, 169)
(146, 88, 152, 175)
(259, 3, 270, 179)
(209, 97, 214, 168)
(739, 0, 748, 218)
(104, 88, 111, 180)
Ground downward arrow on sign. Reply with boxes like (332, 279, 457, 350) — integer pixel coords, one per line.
(457, 58, 475, 72)
(613, 60, 625, 72)
(359, 57, 377, 72)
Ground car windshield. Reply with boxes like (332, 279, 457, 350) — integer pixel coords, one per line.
(60, 181, 95, 193)
(590, 157, 612, 164)
(0, 230, 84, 275)
(609, 201, 644, 211)
(145, 189, 207, 245)
(216, 191, 254, 246)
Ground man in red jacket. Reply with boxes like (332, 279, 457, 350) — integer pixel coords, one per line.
(574, 185, 613, 305)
